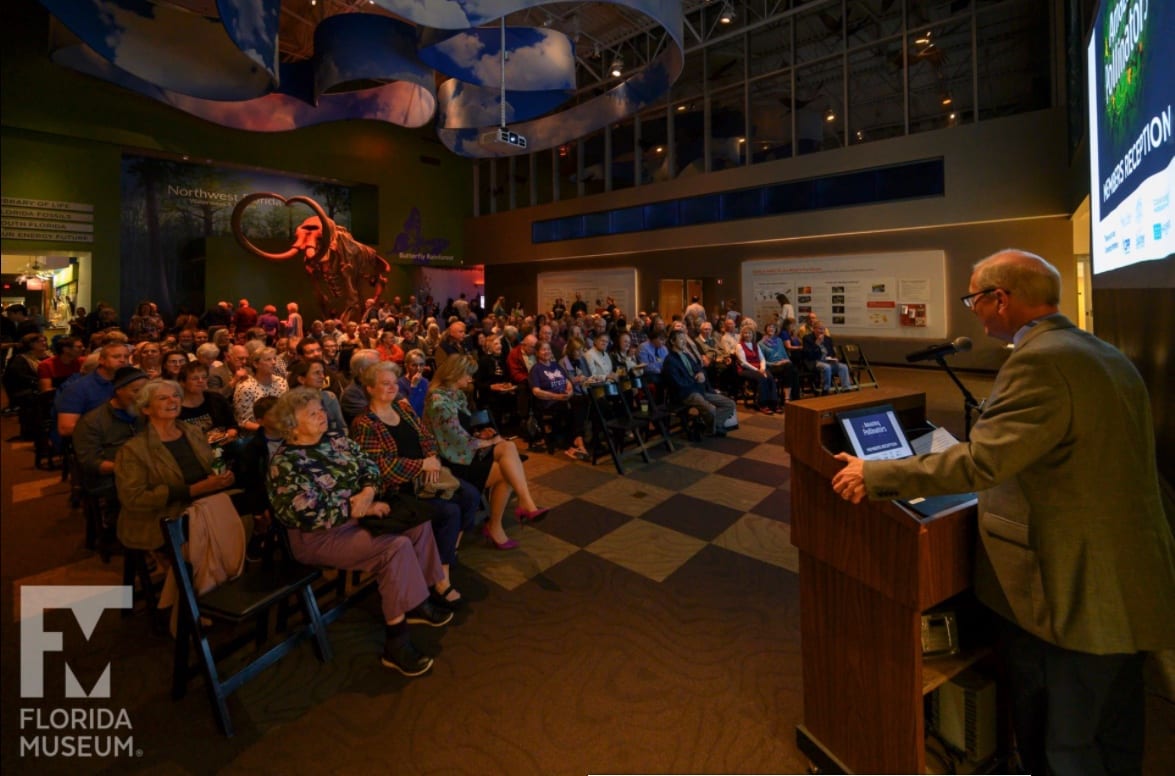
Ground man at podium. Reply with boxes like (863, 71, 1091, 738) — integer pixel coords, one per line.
(830, 249, 1175, 775)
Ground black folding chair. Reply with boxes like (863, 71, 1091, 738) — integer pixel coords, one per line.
(161, 513, 332, 737)
(587, 381, 651, 474)
(620, 375, 675, 452)
(838, 343, 879, 389)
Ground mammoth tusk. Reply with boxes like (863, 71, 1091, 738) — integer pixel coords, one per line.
(231, 192, 302, 262)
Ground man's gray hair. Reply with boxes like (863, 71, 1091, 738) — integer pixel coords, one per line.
(973, 249, 1061, 306)
(350, 348, 381, 378)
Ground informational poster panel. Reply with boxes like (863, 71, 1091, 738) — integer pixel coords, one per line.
(537, 268, 638, 320)
(741, 252, 948, 339)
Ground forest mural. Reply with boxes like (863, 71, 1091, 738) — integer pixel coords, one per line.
(119, 154, 354, 321)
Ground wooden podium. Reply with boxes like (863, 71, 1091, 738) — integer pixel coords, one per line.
(785, 388, 981, 774)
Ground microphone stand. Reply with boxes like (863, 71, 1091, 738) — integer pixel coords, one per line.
(934, 355, 982, 440)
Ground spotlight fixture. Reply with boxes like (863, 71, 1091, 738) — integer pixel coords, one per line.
(855, 129, 864, 141)
(655, 146, 664, 153)
(915, 30, 932, 46)
(825, 107, 836, 123)
(948, 112, 958, 121)
(611, 57, 623, 78)
(676, 104, 688, 112)
(940, 93, 953, 106)
(719, 1, 735, 24)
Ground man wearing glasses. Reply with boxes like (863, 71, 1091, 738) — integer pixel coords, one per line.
(831, 249, 1174, 775)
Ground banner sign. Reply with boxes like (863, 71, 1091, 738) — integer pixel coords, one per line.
(1, 198, 94, 243)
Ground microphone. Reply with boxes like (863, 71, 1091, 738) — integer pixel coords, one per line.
(906, 337, 972, 363)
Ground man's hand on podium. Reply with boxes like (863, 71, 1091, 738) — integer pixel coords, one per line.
(831, 452, 866, 503)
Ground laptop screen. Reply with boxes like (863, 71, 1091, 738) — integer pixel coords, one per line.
(837, 404, 914, 461)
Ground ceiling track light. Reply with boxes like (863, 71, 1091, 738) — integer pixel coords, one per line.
(611, 57, 623, 78)
(719, 1, 735, 24)
(940, 92, 953, 106)
(825, 107, 836, 123)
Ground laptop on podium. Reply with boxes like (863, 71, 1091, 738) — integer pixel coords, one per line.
(836, 404, 977, 518)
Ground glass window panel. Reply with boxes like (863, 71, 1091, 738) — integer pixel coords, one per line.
(748, 17, 792, 78)
(794, 2, 843, 64)
(579, 128, 606, 197)
(849, 0, 904, 45)
(638, 105, 669, 185)
(848, 41, 905, 145)
(671, 85, 704, 178)
(909, 17, 972, 134)
(707, 34, 745, 93)
(796, 57, 844, 154)
(709, 85, 747, 171)
(749, 69, 792, 163)
(532, 151, 553, 206)
(907, 0, 971, 28)
(611, 116, 636, 191)
(556, 142, 577, 202)
(976, 2, 1050, 120)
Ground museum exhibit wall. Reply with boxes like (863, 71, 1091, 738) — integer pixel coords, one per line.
(1, 1, 472, 320)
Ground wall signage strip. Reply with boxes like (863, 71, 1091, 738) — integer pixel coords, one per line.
(1, 197, 94, 243)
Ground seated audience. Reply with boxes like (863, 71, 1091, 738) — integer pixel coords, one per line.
(802, 320, 852, 394)
(38, 336, 84, 392)
(233, 347, 288, 432)
(351, 362, 479, 608)
(341, 348, 381, 424)
(399, 349, 430, 417)
(733, 322, 780, 414)
(114, 379, 243, 551)
(584, 331, 614, 380)
(160, 350, 189, 382)
(177, 361, 238, 441)
(2, 333, 47, 440)
(531, 341, 587, 460)
(376, 329, 405, 365)
(425, 355, 548, 549)
(267, 388, 451, 676)
(56, 341, 129, 438)
(288, 359, 347, 434)
(662, 329, 735, 437)
(758, 321, 801, 402)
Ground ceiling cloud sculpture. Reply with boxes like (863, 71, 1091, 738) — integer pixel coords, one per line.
(38, 0, 683, 158)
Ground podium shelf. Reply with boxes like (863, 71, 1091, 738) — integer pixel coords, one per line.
(921, 646, 992, 695)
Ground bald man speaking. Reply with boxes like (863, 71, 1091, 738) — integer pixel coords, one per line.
(832, 249, 1175, 775)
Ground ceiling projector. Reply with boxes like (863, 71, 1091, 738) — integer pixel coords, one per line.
(480, 126, 528, 150)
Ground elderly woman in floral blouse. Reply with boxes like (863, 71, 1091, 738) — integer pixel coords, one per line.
(424, 355, 548, 550)
(267, 387, 451, 677)
(351, 362, 477, 607)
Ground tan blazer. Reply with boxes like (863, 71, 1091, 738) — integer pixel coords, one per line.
(115, 422, 214, 550)
(866, 315, 1175, 654)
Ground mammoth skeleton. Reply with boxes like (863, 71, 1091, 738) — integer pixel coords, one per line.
(231, 193, 389, 323)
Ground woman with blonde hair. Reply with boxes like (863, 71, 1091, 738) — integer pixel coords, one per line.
(421, 321, 442, 359)
(233, 346, 288, 431)
(424, 355, 548, 549)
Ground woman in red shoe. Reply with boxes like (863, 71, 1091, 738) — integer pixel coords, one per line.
(352, 362, 476, 608)
(424, 355, 548, 549)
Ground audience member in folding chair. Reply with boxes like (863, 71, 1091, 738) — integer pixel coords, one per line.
(529, 341, 589, 461)
(266, 388, 452, 678)
(663, 329, 736, 439)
